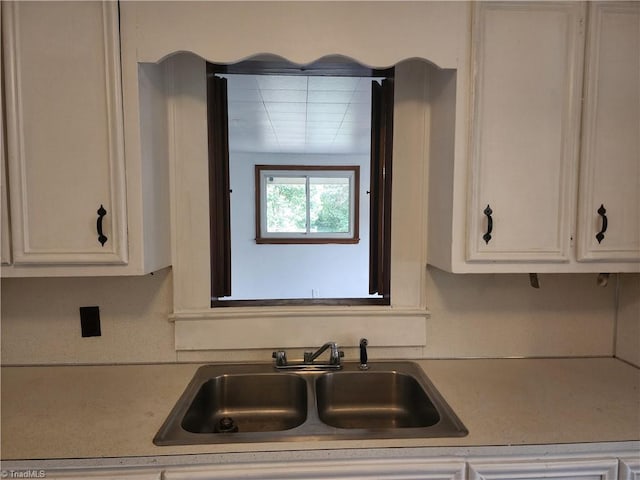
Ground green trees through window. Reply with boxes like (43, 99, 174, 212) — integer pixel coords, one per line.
(257, 165, 359, 243)
(311, 179, 350, 233)
(266, 177, 351, 234)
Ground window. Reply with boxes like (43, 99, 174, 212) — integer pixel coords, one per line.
(207, 58, 394, 306)
(255, 165, 359, 244)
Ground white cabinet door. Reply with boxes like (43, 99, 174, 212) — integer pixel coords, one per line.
(469, 459, 619, 480)
(165, 459, 465, 480)
(48, 470, 161, 480)
(466, 2, 585, 263)
(2, 1, 127, 265)
(577, 2, 640, 263)
(619, 458, 640, 480)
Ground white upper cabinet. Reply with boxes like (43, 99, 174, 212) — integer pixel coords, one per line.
(428, 1, 639, 273)
(1, 1, 171, 276)
(466, 2, 584, 264)
(577, 1, 640, 263)
(2, 1, 127, 265)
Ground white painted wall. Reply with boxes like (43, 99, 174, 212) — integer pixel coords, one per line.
(0, 1, 630, 365)
(227, 152, 371, 300)
(0, 269, 175, 365)
(0, 270, 619, 365)
(0, 54, 621, 366)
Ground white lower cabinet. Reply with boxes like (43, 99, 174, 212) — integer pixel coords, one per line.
(48, 469, 162, 480)
(12, 455, 640, 480)
(47, 470, 161, 480)
(469, 459, 618, 480)
(163, 459, 465, 480)
(619, 458, 640, 480)
(40, 461, 465, 480)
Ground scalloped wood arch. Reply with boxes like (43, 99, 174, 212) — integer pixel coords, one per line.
(120, 2, 470, 70)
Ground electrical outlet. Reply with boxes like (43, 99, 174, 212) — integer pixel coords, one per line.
(80, 306, 101, 337)
(312, 288, 320, 298)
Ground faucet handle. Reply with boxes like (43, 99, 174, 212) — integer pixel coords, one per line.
(329, 344, 344, 365)
(272, 350, 287, 367)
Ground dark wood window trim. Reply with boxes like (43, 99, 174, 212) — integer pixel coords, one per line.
(255, 165, 360, 245)
(207, 68, 232, 298)
(208, 55, 394, 78)
(369, 78, 394, 299)
(212, 297, 390, 308)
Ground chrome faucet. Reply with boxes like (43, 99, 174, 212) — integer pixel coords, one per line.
(272, 341, 344, 370)
(304, 342, 343, 366)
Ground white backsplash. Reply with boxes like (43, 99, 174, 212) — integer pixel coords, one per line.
(2, 269, 634, 366)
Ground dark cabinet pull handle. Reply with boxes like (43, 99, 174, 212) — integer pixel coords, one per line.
(483, 204, 493, 244)
(596, 204, 607, 244)
(97, 205, 108, 246)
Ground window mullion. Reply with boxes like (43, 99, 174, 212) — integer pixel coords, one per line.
(305, 175, 311, 235)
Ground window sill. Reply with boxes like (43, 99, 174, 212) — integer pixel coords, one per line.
(170, 305, 429, 351)
(255, 237, 360, 245)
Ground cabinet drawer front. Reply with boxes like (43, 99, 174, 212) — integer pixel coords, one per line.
(2, 2, 127, 265)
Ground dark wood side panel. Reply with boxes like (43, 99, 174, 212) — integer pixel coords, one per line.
(207, 69, 232, 299)
(380, 78, 394, 299)
(369, 78, 394, 299)
(369, 81, 383, 295)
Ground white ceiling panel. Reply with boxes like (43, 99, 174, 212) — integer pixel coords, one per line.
(307, 90, 354, 104)
(222, 74, 377, 154)
(261, 89, 307, 103)
(227, 88, 262, 102)
(228, 102, 266, 114)
(307, 103, 349, 114)
(257, 75, 307, 90)
(226, 75, 259, 89)
(351, 89, 372, 103)
(306, 112, 346, 123)
(268, 111, 307, 122)
(308, 76, 360, 91)
(265, 102, 306, 113)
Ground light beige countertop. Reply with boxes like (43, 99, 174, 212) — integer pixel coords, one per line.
(1, 358, 639, 461)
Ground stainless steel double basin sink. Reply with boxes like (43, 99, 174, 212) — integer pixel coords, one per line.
(154, 362, 467, 445)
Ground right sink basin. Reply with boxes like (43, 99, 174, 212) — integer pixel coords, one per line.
(316, 371, 441, 429)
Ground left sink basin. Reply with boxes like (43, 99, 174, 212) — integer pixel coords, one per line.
(182, 373, 307, 433)
(153, 364, 310, 445)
